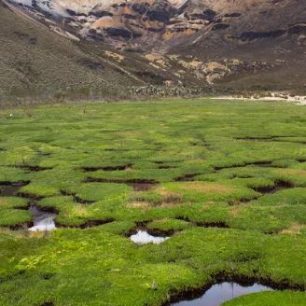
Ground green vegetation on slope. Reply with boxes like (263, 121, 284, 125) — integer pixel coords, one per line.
(0, 99, 306, 305)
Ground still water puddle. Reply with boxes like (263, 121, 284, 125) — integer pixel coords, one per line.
(0, 181, 29, 197)
(28, 206, 56, 232)
(129, 230, 169, 245)
(171, 282, 273, 306)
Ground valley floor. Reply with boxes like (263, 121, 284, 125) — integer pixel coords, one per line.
(0, 99, 305, 305)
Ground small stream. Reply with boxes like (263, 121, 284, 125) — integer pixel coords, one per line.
(28, 206, 56, 232)
(171, 282, 273, 306)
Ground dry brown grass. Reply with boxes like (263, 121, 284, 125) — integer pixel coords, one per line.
(157, 187, 183, 203)
(127, 201, 151, 209)
(280, 223, 305, 235)
(273, 168, 306, 177)
(177, 182, 235, 194)
(229, 205, 242, 218)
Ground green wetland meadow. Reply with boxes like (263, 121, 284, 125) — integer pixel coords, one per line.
(0, 99, 306, 306)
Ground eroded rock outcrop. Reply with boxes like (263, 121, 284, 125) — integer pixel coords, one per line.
(3, 0, 306, 92)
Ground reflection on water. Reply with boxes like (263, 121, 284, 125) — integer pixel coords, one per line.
(130, 230, 169, 245)
(28, 206, 56, 232)
(171, 282, 273, 306)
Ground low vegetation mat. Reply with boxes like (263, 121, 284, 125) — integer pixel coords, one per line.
(0, 99, 306, 305)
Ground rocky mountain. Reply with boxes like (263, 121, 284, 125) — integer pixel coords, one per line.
(1, 0, 306, 100)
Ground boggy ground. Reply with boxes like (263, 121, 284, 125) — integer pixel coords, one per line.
(0, 99, 306, 306)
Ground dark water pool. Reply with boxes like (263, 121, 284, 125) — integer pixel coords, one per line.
(171, 282, 273, 306)
(0, 181, 28, 196)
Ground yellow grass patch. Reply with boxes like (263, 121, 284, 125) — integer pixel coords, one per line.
(280, 223, 305, 235)
(158, 187, 183, 203)
(273, 168, 306, 177)
(0, 198, 7, 207)
(177, 182, 235, 194)
(66, 206, 91, 218)
(0, 227, 25, 237)
(28, 231, 50, 238)
(229, 205, 242, 218)
(127, 201, 151, 209)
(128, 188, 183, 209)
(73, 206, 90, 216)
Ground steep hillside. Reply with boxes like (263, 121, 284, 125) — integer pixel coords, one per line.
(1, 0, 306, 100)
(171, 0, 306, 91)
(0, 1, 131, 99)
(0, 0, 193, 100)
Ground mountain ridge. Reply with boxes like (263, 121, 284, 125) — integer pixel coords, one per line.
(1, 0, 306, 100)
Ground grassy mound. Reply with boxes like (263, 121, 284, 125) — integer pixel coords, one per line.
(0, 99, 305, 305)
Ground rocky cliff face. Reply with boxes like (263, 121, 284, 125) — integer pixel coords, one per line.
(8, 0, 190, 48)
(8, 0, 306, 50)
